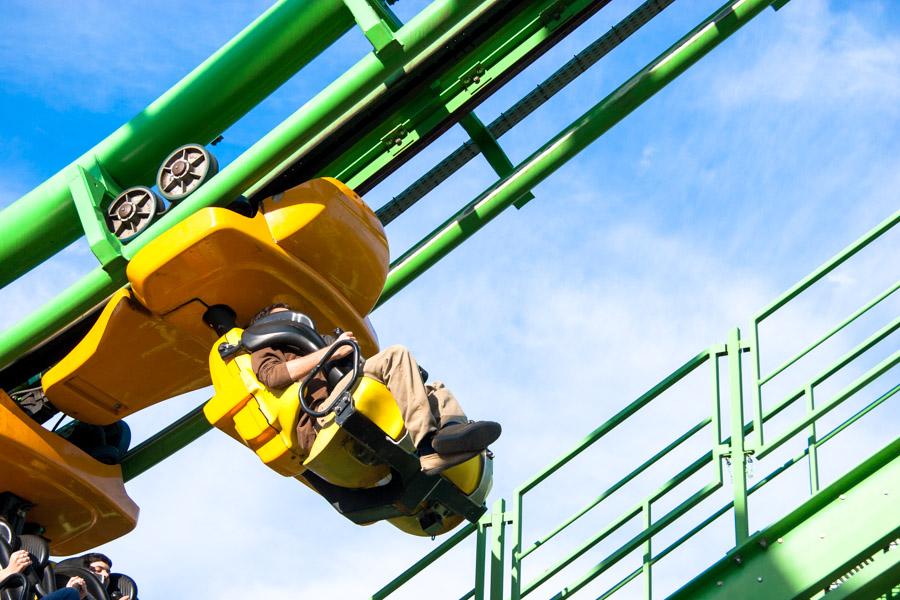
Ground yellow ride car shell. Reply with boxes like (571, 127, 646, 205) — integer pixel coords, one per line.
(0, 390, 138, 555)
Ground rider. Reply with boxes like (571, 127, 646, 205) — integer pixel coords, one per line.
(249, 304, 501, 475)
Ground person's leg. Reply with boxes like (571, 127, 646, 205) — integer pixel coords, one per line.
(426, 381, 501, 455)
(426, 381, 466, 428)
(41, 588, 80, 600)
(363, 345, 500, 474)
(363, 345, 437, 448)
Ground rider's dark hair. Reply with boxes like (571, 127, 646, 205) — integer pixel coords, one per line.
(249, 303, 292, 326)
(82, 552, 113, 569)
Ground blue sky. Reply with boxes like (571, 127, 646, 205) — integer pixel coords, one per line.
(1, 0, 898, 598)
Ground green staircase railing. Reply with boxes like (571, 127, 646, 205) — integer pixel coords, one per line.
(372, 212, 899, 599)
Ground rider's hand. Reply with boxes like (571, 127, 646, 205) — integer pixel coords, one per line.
(4, 549, 31, 574)
(66, 576, 87, 599)
(332, 331, 357, 359)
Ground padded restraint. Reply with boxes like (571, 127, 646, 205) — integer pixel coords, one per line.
(54, 562, 110, 600)
(17, 534, 55, 596)
(0, 538, 31, 600)
(0, 572, 30, 600)
(109, 573, 138, 600)
(241, 311, 351, 390)
(241, 321, 324, 356)
(17, 533, 48, 572)
(0, 519, 12, 546)
(241, 310, 322, 350)
(0, 537, 16, 568)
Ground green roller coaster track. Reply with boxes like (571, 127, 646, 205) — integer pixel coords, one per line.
(0, 0, 896, 597)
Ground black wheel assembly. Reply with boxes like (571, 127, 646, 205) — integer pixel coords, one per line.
(105, 186, 165, 242)
(156, 143, 219, 202)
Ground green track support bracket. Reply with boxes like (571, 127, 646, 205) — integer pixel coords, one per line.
(772, 0, 792, 10)
(380, 121, 420, 157)
(671, 439, 900, 600)
(459, 113, 535, 209)
(343, 0, 404, 62)
(68, 165, 126, 273)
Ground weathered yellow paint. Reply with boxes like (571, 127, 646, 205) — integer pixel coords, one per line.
(128, 178, 386, 356)
(0, 390, 138, 555)
(41, 288, 210, 425)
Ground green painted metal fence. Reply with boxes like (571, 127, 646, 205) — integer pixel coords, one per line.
(371, 211, 899, 598)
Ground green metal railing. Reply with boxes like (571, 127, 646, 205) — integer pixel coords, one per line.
(372, 211, 899, 598)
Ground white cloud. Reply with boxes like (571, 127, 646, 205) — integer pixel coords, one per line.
(710, 0, 900, 112)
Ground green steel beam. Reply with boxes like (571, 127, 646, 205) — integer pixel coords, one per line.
(371, 521, 479, 600)
(517, 417, 711, 562)
(303, 0, 611, 194)
(759, 279, 900, 387)
(490, 499, 506, 600)
(343, 0, 403, 57)
(754, 210, 900, 323)
(0, 0, 355, 288)
(474, 519, 488, 600)
(377, 0, 781, 306)
(821, 543, 900, 600)
(727, 328, 750, 544)
(0, 0, 507, 371)
(754, 320, 900, 459)
(670, 438, 900, 600)
(459, 113, 535, 209)
(120, 405, 210, 482)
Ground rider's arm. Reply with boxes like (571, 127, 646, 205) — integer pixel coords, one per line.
(251, 332, 357, 387)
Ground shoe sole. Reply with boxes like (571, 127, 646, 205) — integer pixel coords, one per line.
(432, 422, 501, 455)
(421, 451, 479, 476)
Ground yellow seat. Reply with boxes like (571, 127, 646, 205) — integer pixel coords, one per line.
(205, 328, 491, 536)
(205, 329, 405, 485)
(43, 178, 388, 424)
(0, 390, 138, 555)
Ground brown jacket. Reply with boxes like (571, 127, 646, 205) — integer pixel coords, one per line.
(250, 347, 328, 455)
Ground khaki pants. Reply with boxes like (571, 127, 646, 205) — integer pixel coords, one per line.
(360, 345, 466, 447)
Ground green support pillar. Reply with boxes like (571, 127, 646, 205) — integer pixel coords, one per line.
(490, 499, 507, 600)
(0, 0, 355, 288)
(727, 328, 751, 545)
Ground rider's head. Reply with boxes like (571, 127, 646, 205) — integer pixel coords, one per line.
(82, 552, 112, 585)
(249, 303, 292, 326)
